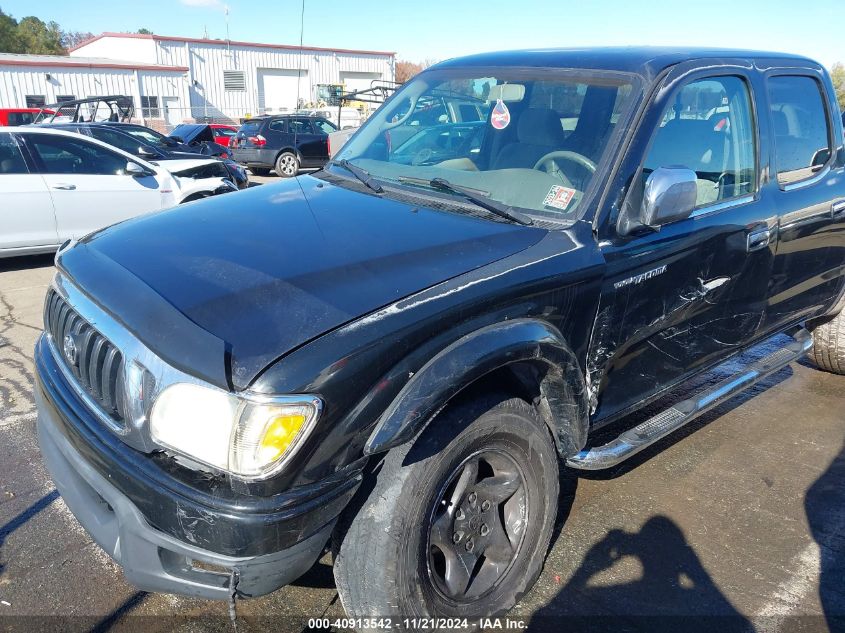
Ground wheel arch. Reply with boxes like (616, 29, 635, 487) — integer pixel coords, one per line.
(275, 147, 302, 164)
(364, 318, 590, 458)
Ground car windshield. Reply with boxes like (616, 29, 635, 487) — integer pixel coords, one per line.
(121, 126, 170, 148)
(336, 68, 637, 220)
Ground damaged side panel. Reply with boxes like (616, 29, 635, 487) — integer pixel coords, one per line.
(588, 205, 777, 424)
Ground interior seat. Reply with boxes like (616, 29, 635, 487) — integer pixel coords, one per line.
(646, 118, 726, 205)
(0, 145, 27, 174)
(490, 108, 565, 170)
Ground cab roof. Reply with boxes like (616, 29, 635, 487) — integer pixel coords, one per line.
(432, 47, 820, 79)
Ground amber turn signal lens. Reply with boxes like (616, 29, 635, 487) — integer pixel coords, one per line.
(258, 414, 307, 462)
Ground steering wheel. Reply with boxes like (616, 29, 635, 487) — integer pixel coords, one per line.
(533, 151, 597, 188)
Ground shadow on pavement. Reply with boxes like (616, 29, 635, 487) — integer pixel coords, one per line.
(528, 515, 752, 633)
(0, 489, 59, 575)
(0, 254, 54, 274)
(805, 439, 845, 633)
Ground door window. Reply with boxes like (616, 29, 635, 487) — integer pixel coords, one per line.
(289, 119, 314, 135)
(24, 134, 131, 175)
(0, 133, 29, 174)
(767, 76, 832, 186)
(644, 75, 757, 208)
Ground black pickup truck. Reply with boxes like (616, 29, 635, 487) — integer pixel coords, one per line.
(34, 47, 845, 621)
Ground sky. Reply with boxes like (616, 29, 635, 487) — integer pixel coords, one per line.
(2, 0, 843, 68)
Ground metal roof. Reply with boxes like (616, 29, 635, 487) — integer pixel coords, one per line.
(0, 52, 188, 72)
(70, 32, 396, 58)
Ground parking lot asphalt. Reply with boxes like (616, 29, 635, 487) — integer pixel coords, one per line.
(0, 178, 843, 632)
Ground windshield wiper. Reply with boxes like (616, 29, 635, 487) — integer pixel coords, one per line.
(397, 177, 533, 226)
(328, 159, 384, 193)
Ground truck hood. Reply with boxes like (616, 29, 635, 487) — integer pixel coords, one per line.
(61, 175, 546, 389)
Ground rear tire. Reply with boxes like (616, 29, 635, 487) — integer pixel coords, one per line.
(274, 152, 299, 178)
(333, 393, 559, 621)
(809, 310, 845, 375)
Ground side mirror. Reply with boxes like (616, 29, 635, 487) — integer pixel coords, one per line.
(125, 162, 148, 177)
(641, 166, 698, 228)
(138, 145, 157, 158)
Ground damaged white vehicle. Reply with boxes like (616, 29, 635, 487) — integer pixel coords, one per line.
(0, 126, 237, 258)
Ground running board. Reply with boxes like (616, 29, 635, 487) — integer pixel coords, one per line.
(566, 329, 813, 471)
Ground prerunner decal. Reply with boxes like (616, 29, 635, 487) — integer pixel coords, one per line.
(543, 185, 576, 211)
(490, 99, 511, 130)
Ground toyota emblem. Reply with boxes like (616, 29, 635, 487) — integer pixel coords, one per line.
(62, 334, 78, 365)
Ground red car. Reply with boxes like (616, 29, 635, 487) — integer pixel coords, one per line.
(209, 124, 238, 147)
(0, 108, 55, 126)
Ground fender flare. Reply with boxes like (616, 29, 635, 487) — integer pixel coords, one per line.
(364, 318, 590, 457)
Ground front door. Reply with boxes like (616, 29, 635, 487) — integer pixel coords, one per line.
(21, 132, 163, 240)
(0, 132, 58, 250)
(589, 68, 776, 423)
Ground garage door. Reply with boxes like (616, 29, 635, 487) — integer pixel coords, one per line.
(340, 71, 382, 95)
(257, 68, 309, 113)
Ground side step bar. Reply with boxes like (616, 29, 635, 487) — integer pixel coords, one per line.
(566, 328, 813, 471)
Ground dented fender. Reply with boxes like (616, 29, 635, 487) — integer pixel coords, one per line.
(364, 318, 590, 457)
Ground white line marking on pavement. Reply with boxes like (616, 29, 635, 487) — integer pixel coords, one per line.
(756, 540, 821, 625)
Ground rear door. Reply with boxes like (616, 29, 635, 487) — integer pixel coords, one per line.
(0, 132, 58, 250)
(590, 65, 776, 422)
(21, 132, 164, 240)
(762, 71, 845, 329)
(289, 118, 322, 163)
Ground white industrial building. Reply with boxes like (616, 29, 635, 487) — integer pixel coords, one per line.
(0, 32, 395, 129)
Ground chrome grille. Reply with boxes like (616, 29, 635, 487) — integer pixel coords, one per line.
(44, 289, 125, 423)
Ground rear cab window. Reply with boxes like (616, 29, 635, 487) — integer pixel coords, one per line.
(767, 75, 833, 187)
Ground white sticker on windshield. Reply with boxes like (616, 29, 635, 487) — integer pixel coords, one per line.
(490, 99, 511, 130)
(543, 185, 576, 211)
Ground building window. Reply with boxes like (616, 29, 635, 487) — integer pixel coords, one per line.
(25, 95, 46, 108)
(223, 70, 246, 92)
(140, 96, 161, 118)
(55, 95, 76, 103)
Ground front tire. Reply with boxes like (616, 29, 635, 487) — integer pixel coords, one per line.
(274, 152, 299, 178)
(809, 310, 845, 374)
(334, 394, 559, 621)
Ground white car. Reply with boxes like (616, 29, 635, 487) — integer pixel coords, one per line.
(0, 126, 235, 258)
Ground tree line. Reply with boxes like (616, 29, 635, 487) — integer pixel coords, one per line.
(0, 7, 151, 55)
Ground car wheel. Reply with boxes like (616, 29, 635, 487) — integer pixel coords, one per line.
(333, 393, 559, 621)
(249, 167, 271, 176)
(275, 152, 299, 178)
(809, 310, 845, 375)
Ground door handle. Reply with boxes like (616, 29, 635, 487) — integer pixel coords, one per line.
(832, 200, 845, 219)
(747, 228, 771, 252)
(52, 183, 76, 190)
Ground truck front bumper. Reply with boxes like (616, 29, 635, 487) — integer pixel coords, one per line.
(35, 337, 361, 600)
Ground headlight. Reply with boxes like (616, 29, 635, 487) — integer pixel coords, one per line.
(149, 383, 321, 480)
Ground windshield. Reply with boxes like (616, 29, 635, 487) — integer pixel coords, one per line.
(337, 68, 637, 220)
(122, 126, 170, 148)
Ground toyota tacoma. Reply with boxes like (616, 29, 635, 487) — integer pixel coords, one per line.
(35, 47, 845, 620)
